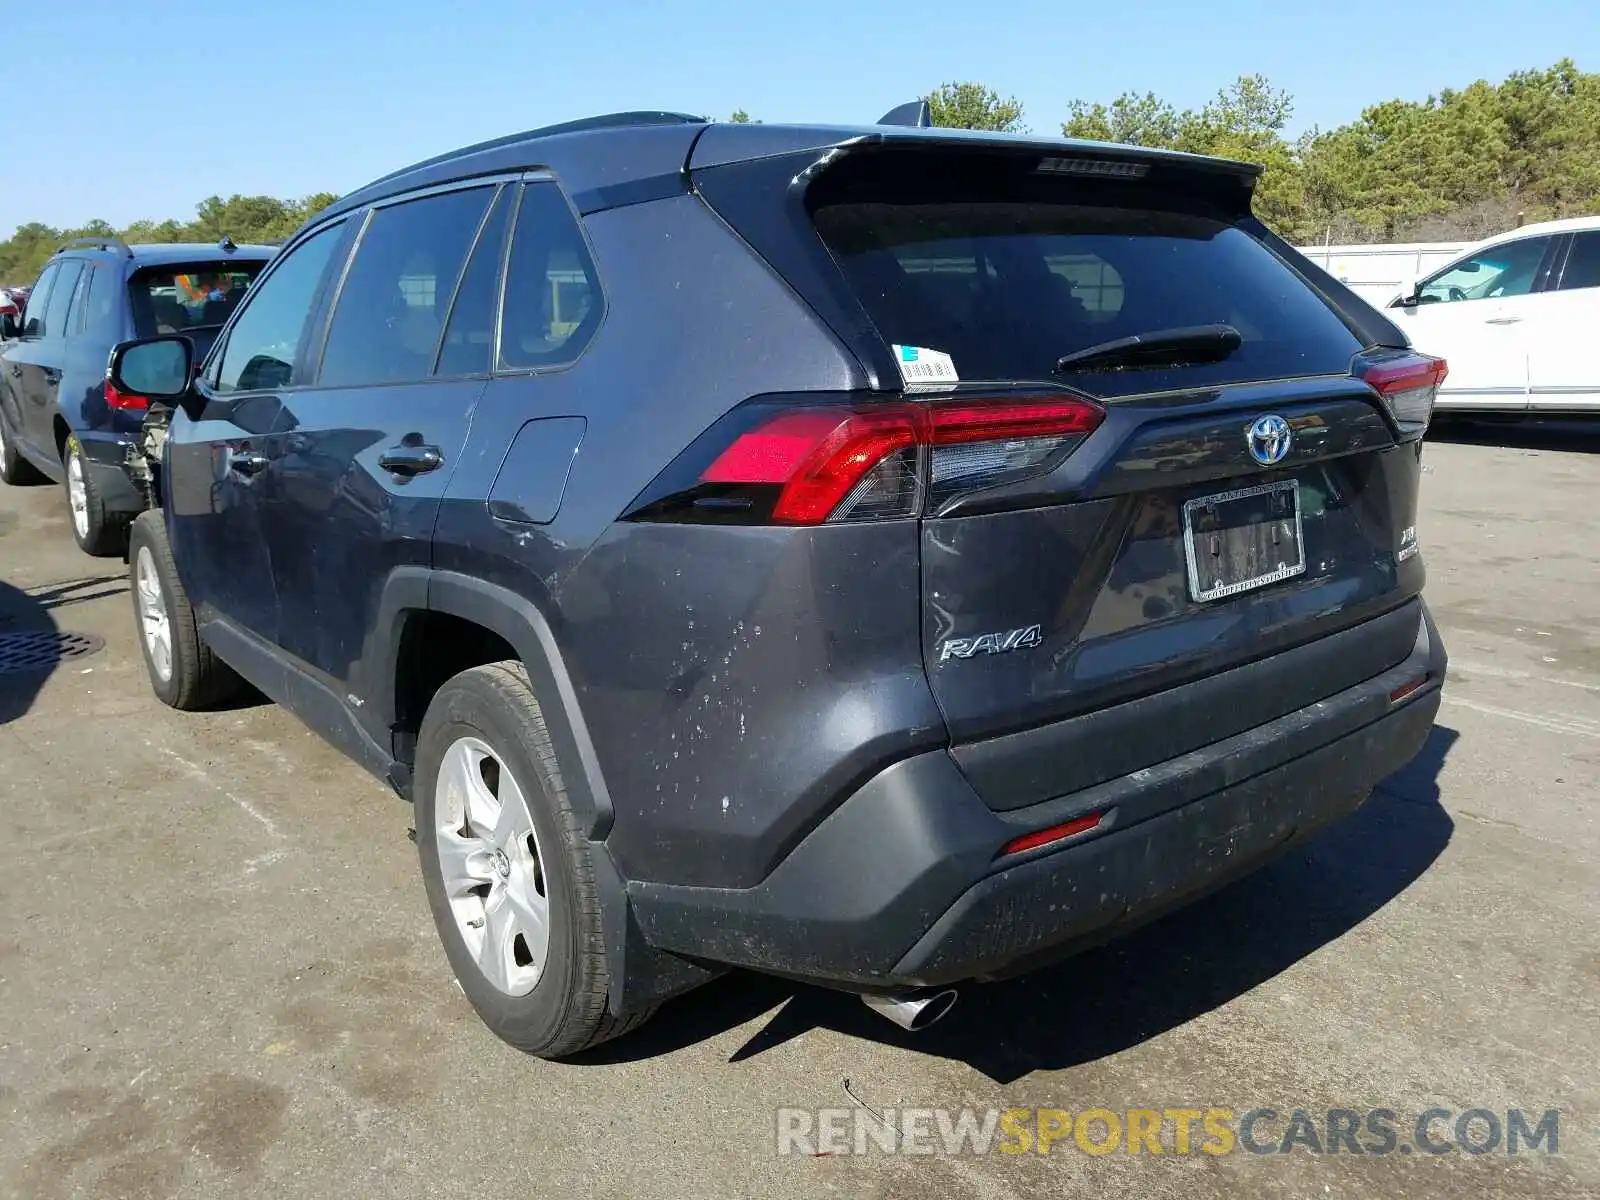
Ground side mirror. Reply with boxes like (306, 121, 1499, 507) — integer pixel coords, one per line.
(0, 312, 19, 339)
(109, 336, 203, 418)
(1393, 277, 1420, 309)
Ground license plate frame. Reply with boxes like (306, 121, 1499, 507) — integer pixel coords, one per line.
(1181, 479, 1306, 603)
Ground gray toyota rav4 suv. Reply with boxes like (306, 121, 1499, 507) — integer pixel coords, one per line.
(110, 110, 1447, 1057)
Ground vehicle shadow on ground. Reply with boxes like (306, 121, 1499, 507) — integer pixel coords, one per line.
(0, 579, 62, 725)
(31, 573, 128, 611)
(588, 724, 1460, 1083)
(1429, 417, 1600, 453)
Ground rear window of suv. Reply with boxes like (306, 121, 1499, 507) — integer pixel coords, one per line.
(129, 262, 266, 338)
(810, 156, 1364, 399)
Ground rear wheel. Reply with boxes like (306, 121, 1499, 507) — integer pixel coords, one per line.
(415, 662, 651, 1057)
(63, 439, 126, 556)
(128, 512, 240, 710)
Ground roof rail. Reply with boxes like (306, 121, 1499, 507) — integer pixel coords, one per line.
(878, 101, 932, 128)
(58, 235, 133, 257)
(352, 111, 706, 197)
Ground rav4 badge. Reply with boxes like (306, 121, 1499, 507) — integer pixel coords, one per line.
(939, 624, 1044, 662)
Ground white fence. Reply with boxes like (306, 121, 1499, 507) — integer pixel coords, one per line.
(1293, 242, 1468, 307)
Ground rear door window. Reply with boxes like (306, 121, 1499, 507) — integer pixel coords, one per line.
(436, 186, 513, 377)
(811, 176, 1365, 399)
(42, 262, 83, 341)
(129, 262, 266, 338)
(63, 265, 93, 339)
(1556, 231, 1600, 292)
(317, 186, 494, 389)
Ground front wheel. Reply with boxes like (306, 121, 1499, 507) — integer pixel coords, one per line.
(414, 662, 651, 1058)
(128, 512, 240, 710)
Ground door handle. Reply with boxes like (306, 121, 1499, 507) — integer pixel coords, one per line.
(227, 448, 269, 477)
(378, 444, 444, 477)
(1485, 316, 1522, 325)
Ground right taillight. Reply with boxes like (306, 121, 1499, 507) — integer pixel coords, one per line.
(1360, 352, 1447, 440)
(635, 393, 1103, 525)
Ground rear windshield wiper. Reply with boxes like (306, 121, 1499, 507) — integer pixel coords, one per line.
(1053, 324, 1243, 375)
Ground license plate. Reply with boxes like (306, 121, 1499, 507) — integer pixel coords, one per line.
(1182, 480, 1305, 602)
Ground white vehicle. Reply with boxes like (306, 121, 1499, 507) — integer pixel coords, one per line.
(1384, 216, 1600, 414)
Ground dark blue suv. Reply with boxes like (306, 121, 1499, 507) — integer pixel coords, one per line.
(108, 111, 1447, 1057)
(0, 237, 271, 553)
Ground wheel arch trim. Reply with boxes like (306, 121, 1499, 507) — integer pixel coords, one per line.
(373, 567, 616, 842)
(372, 568, 663, 1020)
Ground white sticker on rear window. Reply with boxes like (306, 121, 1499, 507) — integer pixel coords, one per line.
(893, 344, 959, 389)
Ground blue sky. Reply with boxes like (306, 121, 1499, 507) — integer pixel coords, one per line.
(3, 0, 1593, 234)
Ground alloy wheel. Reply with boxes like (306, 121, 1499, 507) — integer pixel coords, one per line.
(433, 736, 551, 996)
(134, 546, 173, 682)
(67, 452, 89, 539)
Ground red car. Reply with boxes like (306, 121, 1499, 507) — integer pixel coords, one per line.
(0, 287, 28, 323)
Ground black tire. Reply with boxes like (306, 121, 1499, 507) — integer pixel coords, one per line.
(0, 404, 43, 485)
(127, 511, 240, 710)
(415, 661, 652, 1058)
(63, 437, 128, 557)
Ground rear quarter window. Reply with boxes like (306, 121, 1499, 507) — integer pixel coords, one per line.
(810, 166, 1364, 399)
(76, 266, 121, 339)
(498, 181, 604, 372)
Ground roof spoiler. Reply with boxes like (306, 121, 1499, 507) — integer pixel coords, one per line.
(877, 100, 932, 128)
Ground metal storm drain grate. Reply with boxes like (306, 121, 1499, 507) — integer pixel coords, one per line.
(0, 630, 106, 674)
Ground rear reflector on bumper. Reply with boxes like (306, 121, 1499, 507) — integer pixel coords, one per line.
(998, 810, 1105, 858)
(1388, 673, 1431, 704)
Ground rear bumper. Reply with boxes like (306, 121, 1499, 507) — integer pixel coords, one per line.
(628, 601, 1446, 988)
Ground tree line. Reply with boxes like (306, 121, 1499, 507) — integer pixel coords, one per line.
(0, 193, 338, 286)
(927, 61, 1600, 244)
(4, 61, 1595, 284)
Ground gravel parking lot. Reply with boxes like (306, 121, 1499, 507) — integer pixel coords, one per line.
(1, 424, 1596, 1200)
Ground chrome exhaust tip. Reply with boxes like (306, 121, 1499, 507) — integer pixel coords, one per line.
(860, 988, 959, 1032)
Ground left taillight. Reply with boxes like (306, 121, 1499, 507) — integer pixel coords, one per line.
(630, 393, 1104, 525)
(1360, 351, 1447, 440)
